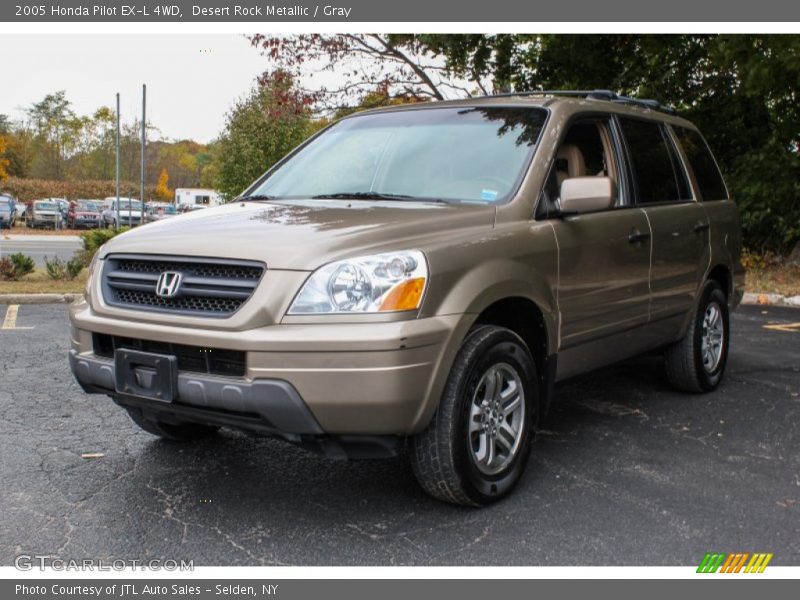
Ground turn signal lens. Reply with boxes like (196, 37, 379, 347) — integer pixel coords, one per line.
(379, 277, 426, 311)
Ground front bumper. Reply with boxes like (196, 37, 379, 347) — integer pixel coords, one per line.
(69, 349, 323, 435)
(73, 218, 101, 228)
(69, 298, 470, 437)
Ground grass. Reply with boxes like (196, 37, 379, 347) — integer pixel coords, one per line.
(0, 268, 88, 294)
(745, 262, 800, 297)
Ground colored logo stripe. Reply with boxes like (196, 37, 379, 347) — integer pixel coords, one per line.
(745, 553, 773, 573)
(697, 552, 773, 573)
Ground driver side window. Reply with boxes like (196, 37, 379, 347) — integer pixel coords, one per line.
(538, 117, 619, 218)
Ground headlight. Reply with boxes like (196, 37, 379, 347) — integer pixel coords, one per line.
(288, 250, 428, 314)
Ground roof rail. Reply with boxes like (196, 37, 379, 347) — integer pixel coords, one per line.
(484, 89, 677, 115)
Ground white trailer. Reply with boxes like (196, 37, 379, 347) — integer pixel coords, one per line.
(174, 188, 224, 208)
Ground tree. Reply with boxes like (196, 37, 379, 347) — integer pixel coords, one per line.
(249, 34, 800, 253)
(26, 91, 81, 179)
(0, 136, 9, 181)
(248, 34, 490, 111)
(155, 168, 172, 200)
(212, 71, 316, 199)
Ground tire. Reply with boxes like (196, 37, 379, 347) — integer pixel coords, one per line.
(665, 281, 730, 393)
(410, 325, 539, 506)
(125, 407, 219, 442)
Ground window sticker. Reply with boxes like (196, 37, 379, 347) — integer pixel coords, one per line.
(480, 189, 499, 201)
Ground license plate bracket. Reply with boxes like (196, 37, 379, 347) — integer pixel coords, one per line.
(114, 348, 178, 403)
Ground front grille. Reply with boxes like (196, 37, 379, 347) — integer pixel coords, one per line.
(93, 333, 246, 377)
(101, 254, 264, 317)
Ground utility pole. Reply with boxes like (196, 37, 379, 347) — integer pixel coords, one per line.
(115, 92, 121, 229)
(140, 84, 146, 225)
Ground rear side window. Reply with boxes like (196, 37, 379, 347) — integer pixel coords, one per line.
(619, 118, 690, 204)
(673, 127, 729, 201)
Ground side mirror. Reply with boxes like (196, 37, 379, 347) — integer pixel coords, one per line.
(559, 177, 616, 215)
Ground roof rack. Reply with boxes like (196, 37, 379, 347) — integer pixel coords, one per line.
(484, 89, 677, 115)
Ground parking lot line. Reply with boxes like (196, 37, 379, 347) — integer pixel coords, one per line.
(1, 304, 35, 330)
(763, 322, 800, 333)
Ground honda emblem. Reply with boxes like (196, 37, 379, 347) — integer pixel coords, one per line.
(155, 271, 183, 298)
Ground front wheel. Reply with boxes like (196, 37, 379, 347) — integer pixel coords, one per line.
(410, 325, 538, 506)
(665, 281, 730, 393)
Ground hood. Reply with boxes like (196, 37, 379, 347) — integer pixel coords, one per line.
(100, 199, 496, 270)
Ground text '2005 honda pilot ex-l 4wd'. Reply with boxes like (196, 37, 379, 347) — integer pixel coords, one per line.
(69, 90, 744, 506)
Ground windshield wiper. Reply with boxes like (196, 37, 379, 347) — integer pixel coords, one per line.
(311, 192, 444, 202)
(237, 194, 283, 202)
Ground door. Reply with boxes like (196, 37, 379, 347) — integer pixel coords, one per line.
(545, 117, 652, 350)
(618, 117, 710, 323)
(553, 208, 652, 348)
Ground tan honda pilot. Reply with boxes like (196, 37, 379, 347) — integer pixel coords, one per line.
(69, 91, 744, 506)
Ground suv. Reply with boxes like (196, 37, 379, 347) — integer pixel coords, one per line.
(68, 199, 103, 229)
(101, 197, 144, 228)
(27, 198, 65, 229)
(0, 194, 18, 228)
(68, 91, 744, 506)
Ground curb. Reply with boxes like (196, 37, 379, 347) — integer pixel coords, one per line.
(0, 293, 81, 305)
(742, 293, 800, 308)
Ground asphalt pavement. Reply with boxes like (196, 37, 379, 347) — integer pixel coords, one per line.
(0, 304, 797, 566)
(0, 234, 82, 266)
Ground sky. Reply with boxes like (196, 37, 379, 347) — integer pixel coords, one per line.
(0, 34, 272, 143)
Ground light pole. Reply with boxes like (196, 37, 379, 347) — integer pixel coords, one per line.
(115, 92, 121, 229)
(140, 84, 146, 225)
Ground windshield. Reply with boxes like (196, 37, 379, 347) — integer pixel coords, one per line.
(115, 200, 143, 210)
(35, 202, 57, 211)
(248, 106, 548, 204)
(0, 203, 10, 212)
(76, 201, 100, 211)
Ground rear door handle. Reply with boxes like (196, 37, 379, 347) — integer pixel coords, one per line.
(628, 229, 651, 245)
(693, 222, 710, 233)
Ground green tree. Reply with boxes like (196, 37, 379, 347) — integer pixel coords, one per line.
(212, 71, 315, 199)
(26, 91, 81, 179)
(252, 34, 800, 252)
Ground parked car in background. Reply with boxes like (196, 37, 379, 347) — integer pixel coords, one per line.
(0, 194, 18, 228)
(68, 199, 103, 229)
(26, 198, 65, 229)
(101, 197, 144, 228)
(14, 199, 27, 220)
(145, 202, 179, 223)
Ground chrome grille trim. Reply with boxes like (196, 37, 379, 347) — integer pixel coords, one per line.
(101, 254, 265, 317)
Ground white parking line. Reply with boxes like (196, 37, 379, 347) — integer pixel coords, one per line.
(1, 304, 35, 330)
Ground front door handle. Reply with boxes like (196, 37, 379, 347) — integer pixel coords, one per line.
(693, 222, 710, 234)
(628, 229, 651, 245)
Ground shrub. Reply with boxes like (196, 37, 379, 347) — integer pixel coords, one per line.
(43, 255, 86, 280)
(66, 258, 85, 279)
(44, 256, 68, 280)
(72, 226, 130, 269)
(80, 227, 130, 255)
(0, 253, 35, 280)
(9, 252, 35, 278)
(0, 257, 14, 281)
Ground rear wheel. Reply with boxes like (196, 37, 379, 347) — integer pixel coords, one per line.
(125, 407, 219, 442)
(410, 325, 538, 506)
(665, 280, 730, 392)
